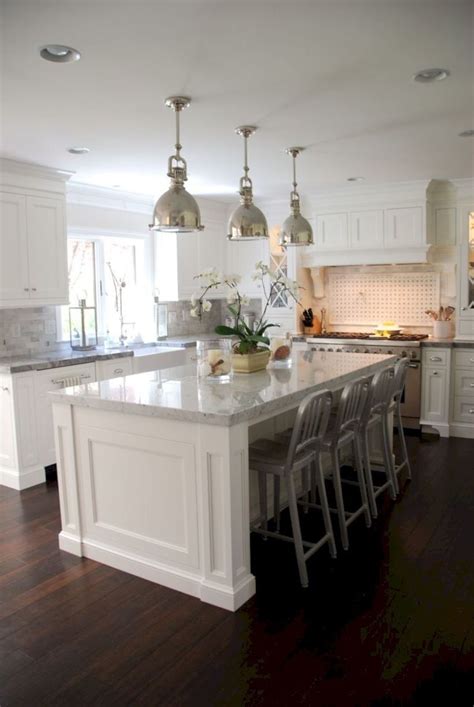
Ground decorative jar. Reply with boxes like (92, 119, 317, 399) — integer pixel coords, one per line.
(269, 336, 292, 367)
(196, 339, 232, 382)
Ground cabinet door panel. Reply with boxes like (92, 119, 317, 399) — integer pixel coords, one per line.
(0, 376, 16, 468)
(421, 367, 448, 423)
(26, 196, 67, 301)
(13, 374, 39, 468)
(349, 210, 383, 249)
(316, 213, 348, 250)
(35, 363, 96, 466)
(384, 207, 422, 247)
(0, 192, 29, 300)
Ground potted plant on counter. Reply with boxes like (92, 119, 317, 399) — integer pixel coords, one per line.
(190, 262, 300, 373)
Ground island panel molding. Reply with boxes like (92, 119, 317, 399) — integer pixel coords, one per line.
(51, 352, 396, 611)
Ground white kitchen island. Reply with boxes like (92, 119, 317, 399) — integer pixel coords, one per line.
(51, 350, 395, 611)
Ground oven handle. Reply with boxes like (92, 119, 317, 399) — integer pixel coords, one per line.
(408, 362, 419, 368)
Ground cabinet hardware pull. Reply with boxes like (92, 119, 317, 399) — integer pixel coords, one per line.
(430, 356, 442, 361)
(1, 386, 9, 392)
(113, 368, 123, 374)
(24, 288, 29, 292)
(31, 287, 37, 291)
(432, 371, 439, 375)
(469, 409, 474, 414)
(470, 383, 474, 387)
(470, 358, 474, 363)
(462, 307, 467, 311)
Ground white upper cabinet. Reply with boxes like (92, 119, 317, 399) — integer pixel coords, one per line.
(349, 210, 383, 249)
(26, 196, 67, 300)
(316, 212, 348, 250)
(384, 206, 423, 248)
(155, 200, 228, 302)
(0, 192, 29, 300)
(0, 159, 71, 308)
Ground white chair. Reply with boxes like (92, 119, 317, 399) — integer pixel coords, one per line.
(389, 358, 412, 493)
(357, 366, 398, 518)
(249, 389, 336, 588)
(320, 376, 373, 550)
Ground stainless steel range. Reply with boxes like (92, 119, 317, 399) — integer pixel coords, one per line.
(306, 332, 427, 429)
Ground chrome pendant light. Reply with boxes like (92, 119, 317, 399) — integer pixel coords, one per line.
(150, 96, 204, 233)
(227, 126, 268, 241)
(279, 147, 313, 247)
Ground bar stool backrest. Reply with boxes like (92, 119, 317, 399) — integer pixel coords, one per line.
(364, 366, 396, 421)
(285, 389, 333, 473)
(392, 358, 409, 402)
(333, 376, 371, 437)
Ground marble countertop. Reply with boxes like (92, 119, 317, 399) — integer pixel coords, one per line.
(292, 335, 474, 349)
(50, 350, 396, 427)
(156, 334, 229, 349)
(0, 344, 184, 374)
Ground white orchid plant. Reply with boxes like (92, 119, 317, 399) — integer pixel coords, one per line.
(190, 262, 300, 355)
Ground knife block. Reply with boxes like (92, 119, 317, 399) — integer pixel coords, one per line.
(303, 317, 321, 335)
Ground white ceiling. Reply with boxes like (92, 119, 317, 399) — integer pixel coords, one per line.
(1, 0, 473, 202)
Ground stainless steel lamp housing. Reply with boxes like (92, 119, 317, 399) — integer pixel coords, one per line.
(279, 147, 313, 247)
(227, 126, 268, 241)
(151, 183, 202, 232)
(150, 96, 204, 233)
(280, 211, 313, 246)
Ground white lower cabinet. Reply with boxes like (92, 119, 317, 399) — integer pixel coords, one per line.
(420, 347, 451, 436)
(0, 371, 42, 490)
(451, 348, 474, 438)
(96, 356, 133, 381)
(34, 363, 96, 468)
(421, 346, 474, 439)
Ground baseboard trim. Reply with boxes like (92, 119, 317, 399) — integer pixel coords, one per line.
(420, 422, 450, 438)
(59, 531, 83, 556)
(449, 424, 474, 439)
(0, 465, 46, 490)
(66, 536, 255, 611)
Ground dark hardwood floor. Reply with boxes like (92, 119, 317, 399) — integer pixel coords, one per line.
(1, 435, 473, 706)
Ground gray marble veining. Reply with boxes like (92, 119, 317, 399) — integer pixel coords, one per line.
(50, 351, 396, 427)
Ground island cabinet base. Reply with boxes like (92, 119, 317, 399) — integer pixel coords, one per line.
(52, 402, 256, 611)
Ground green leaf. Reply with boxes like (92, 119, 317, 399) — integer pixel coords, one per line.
(249, 334, 270, 345)
(215, 325, 237, 336)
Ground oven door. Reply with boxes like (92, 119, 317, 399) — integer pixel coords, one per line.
(400, 361, 421, 427)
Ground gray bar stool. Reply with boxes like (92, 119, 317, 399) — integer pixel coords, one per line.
(249, 389, 336, 588)
(275, 376, 373, 551)
(357, 366, 398, 518)
(320, 376, 373, 550)
(389, 357, 412, 492)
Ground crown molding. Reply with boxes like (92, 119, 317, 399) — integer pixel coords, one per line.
(0, 157, 74, 183)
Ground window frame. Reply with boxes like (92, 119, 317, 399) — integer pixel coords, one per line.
(56, 230, 149, 343)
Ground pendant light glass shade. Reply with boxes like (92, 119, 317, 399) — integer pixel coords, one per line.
(227, 126, 268, 241)
(279, 147, 313, 247)
(150, 96, 204, 233)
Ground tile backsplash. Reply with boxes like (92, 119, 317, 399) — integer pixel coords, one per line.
(163, 298, 262, 337)
(0, 307, 58, 356)
(299, 247, 457, 334)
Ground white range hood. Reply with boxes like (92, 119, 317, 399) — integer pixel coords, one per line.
(299, 179, 455, 268)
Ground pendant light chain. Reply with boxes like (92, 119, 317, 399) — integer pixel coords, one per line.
(175, 108, 182, 158)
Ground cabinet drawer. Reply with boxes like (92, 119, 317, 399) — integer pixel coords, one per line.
(452, 397, 474, 424)
(35, 362, 96, 393)
(422, 349, 449, 367)
(454, 350, 474, 369)
(454, 370, 474, 398)
(96, 357, 133, 381)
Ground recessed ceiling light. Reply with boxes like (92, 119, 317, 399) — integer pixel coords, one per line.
(347, 177, 364, 182)
(40, 45, 81, 63)
(413, 68, 449, 83)
(67, 146, 90, 154)
(459, 129, 474, 138)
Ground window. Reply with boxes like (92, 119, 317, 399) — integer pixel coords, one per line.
(57, 235, 146, 343)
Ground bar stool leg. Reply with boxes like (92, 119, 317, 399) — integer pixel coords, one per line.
(273, 476, 281, 532)
(382, 413, 398, 495)
(331, 448, 349, 550)
(302, 467, 310, 513)
(360, 429, 379, 518)
(396, 401, 412, 480)
(286, 474, 309, 588)
(353, 438, 372, 528)
(258, 471, 268, 531)
(314, 458, 337, 559)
